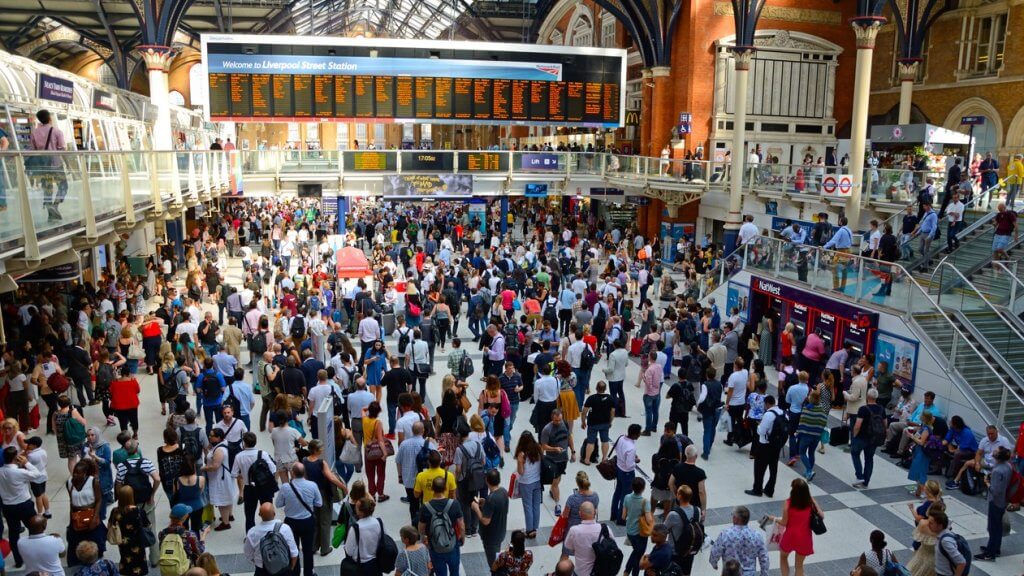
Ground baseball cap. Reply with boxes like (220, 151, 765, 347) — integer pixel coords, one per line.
(170, 503, 192, 519)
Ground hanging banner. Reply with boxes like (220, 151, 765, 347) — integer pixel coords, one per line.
(383, 174, 473, 197)
(18, 261, 81, 283)
(37, 73, 74, 104)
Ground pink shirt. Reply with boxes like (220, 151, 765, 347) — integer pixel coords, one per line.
(30, 124, 66, 151)
(563, 520, 603, 576)
(643, 363, 664, 396)
(501, 289, 516, 310)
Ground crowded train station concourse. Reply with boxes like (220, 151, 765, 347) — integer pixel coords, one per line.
(1, 0, 1024, 575)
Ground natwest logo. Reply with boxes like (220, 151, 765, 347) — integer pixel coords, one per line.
(756, 279, 781, 295)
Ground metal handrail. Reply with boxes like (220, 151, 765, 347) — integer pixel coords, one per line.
(735, 234, 1024, 431)
(991, 261, 1024, 309)
(931, 260, 1024, 348)
(926, 192, 1020, 283)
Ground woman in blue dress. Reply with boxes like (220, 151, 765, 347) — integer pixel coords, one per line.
(362, 339, 389, 400)
(907, 411, 935, 498)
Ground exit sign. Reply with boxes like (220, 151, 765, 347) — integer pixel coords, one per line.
(961, 115, 986, 126)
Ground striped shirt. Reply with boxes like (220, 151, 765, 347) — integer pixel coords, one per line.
(796, 403, 828, 438)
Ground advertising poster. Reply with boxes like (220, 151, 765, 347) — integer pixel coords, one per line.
(727, 281, 749, 323)
(874, 330, 918, 392)
(383, 174, 473, 197)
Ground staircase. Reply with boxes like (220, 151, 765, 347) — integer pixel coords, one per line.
(912, 311, 1024, 428)
(959, 260, 1024, 307)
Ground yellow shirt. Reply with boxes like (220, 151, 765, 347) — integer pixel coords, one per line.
(414, 467, 456, 502)
(362, 417, 379, 445)
(1008, 159, 1024, 184)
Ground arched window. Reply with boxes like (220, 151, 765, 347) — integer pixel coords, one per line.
(189, 64, 206, 109)
(168, 91, 186, 107)
(97, 63, 118, 87)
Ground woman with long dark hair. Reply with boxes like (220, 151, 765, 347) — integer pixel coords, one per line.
(493, 530, 533, 576)
(514, 431, 543, 539)
(110, 485, 151, 575)
(772, 478, 822, 576)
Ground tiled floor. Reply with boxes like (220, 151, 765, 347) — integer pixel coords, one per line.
(11, 250, 1024, 576)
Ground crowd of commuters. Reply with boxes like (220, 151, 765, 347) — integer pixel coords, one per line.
(0, 193, 1015, 576)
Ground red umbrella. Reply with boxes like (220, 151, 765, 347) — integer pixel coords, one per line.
(335, 247, 372, 279)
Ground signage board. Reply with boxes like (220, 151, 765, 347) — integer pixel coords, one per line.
(383, 174, 472, 197)
(201, 34, 626, 127)
(960, 115, 986, 126)
(748, 275, 879, 328)
(343, 151, 397, 171)
(401, 151, 453, 171)
(92, 89, 116, 111)
(37, 73, 74, 104)
(458, 152, 508, 172)
(525, 183, 548, 197)
(520, 153, 561, 171)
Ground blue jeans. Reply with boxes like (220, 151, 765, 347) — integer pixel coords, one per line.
(701, 408, 720, 458)
(203, 404, 222, 434)
(986, 501, 1006, 555)
(334, 460, 354, 483)
(611, 468, 635, 522)
(799, 434, 819, 475)
(850, 437, 876, 485)
(520, 481, 542, 532)
(429, 547, 461, 576)
(624, 534, 648, 576)
(609, 380, 625, 416)
(787, 411, 801, 458)
(643, 394, 661, 433)
(573, 369, 591, 408)
(503, 401, 519, 447)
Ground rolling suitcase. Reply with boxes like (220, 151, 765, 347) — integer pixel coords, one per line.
(382, 312, 396, 335)
(828, 425, 850, 446)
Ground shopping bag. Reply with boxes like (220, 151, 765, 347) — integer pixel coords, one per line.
(29, 404, 40, 430)
(201, 503, 215, 524)
(548, 515, 569, 547)
(508, 472, 520, 499)
(332, 523, 347, 548)
(718, 412, 732, 433)
(765, 520, 785, 552)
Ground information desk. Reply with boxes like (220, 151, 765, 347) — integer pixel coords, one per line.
(201, 34, 626, 127)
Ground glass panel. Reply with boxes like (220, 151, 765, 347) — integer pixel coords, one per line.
(26, 153, 83, 236)
(0, 153, 24, 247)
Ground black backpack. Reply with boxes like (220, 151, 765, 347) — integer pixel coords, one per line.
(290, 316, 306, 340)
(222, 384, 241, 415)
(684, 354, 704, 383)
(415, 443, 433, 473)
(579, 345, 596, 371)
(123, 459, 154, 504)
(459, 443, 486, 492)
(224, 420, 243, 467)
(868, 406, 887, 447)
(591, 524, 624, 576)
(179, 426, 202, 463)
(247, 451, 279, 492)
(543, 297, 558, 325)
(248, 331, 268, 356)
(679, 319, 697, 344)
(201, 372, 223, 401)
(672, 506, 705, 558)
(767, 409, 789, 448)
(397, 328, 411, 356)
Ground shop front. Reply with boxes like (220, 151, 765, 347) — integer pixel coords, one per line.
(747, 274, 880, 364)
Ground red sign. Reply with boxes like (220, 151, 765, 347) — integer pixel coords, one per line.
(822, 176, 838, 194)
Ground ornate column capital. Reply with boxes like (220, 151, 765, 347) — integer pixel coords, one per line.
(136, 45, 178, 72)
(851, 19, 884, 49)
(650, 66, 672, 78)
(641, 68, 653, 79)
(897, 59, 921, 81)
(731, 49, 754, 71)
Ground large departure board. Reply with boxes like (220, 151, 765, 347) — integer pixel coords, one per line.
(201, 34, 626, 127)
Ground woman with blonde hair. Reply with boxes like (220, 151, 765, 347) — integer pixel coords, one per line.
(907, 501, 946, 576)
(554, 360, 580, 434)
(1, 418, 26, 451)
(561, 470, 599, 528)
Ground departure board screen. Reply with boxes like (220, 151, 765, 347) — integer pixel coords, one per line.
(458, 152, 509, 172)
(293, 75, 313, 117)
(343, 151, 398, 171)
(202, 34, 626, 126)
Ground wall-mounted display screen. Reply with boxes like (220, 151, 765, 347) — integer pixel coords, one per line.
(201, 34, 626, 127)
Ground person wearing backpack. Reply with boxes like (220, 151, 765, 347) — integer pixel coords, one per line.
(976, 446, 1014, 562)
(243, 503, 298, 576)
(157, 503, 210, 576)
(231, 433, 280, 531)
(850, 389, 886, 490)
(417, 475, 466, 576)
(396, 421, 437, 523)
(929, 510, 970, 576)
(454, 431, 486, 536)
(197, 358, 226, 435)
(745, 396, 786, 498)
(560, 501, 606, 576)
(665, 485, 703, 576)
(274, 463, 321, 576)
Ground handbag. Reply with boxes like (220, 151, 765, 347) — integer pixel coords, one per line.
(638, 507, 654, 537)
(548, 514, 569, 547)
(809, 507, 827, 535)
(202, 503, 215, 524)
(340, 438, 362, 465)
(500, 390, 511, 419)
(766, 520, 785, 552)
(332, 523, 348, 548)
(364, 423, 395, 461)
(596, 436, 622, 481)
(820, 428, 831, 445)
(106, 519, 123, 545)
(141, 527, 158, 547)
(508, 472, 520, 499)
(128, 338, 144, 360)
(459, 393, 472, 413)
(71, 508, 96, 531)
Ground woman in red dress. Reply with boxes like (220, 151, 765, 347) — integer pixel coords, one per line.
(774, 478, 823, 576)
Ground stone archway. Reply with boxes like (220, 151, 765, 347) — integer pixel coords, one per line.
(942, 97, 1004, 156)
(1005, 106, 1024, 155)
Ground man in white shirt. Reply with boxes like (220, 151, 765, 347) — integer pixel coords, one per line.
(358, 310, 382, 360)
(561, 502, 604, 576)
(738, 215, 759, 246)
(747, 396, 785, 498)
(949, 424, 1013, 487)
(531, 363, 560, 435)
(232, 433, 279, 531)
(346, 378, 376, 446)
(610, 424, 641, 525)
(723, 358, 749, 446)
(243, 503, 298, 575)
(0, 446, 46, 567)
(18, 515, 65, 575)
(945, 190, 965, 253)
(175, 312, 199, 342)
